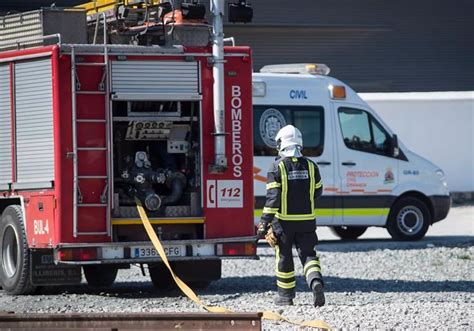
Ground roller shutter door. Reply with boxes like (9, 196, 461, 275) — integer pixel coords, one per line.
(0, 64, 12, 188)
(15, 58, 54, 185)
(111, 61, 200, 100)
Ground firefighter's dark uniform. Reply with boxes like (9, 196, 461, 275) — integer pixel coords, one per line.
(261, 156, 323, 300)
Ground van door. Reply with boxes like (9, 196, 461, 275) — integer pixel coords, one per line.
(334, 104, 398, 226)
(253, 104, 335, 225)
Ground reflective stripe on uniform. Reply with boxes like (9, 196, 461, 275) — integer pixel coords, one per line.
(275, 246, 296, 288)
(308, 161, 315, 212)
(263, 207, 279, 214)
(266, 182, 281, 190)
(277, 280, 296, 289)
(278, 162, 288, 215)
(276, 270, 295, 278)
(276, 212, 316, 221)
(305, 266, 321, 276)
(315, 180, 322, 189)
(304, 260, 321, 274)
(255, 208, 391, 218)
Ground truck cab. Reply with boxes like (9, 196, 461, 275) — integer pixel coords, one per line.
(252, 64, 451, 241)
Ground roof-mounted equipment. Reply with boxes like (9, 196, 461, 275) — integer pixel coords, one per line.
(228, 0, 253, 23)
(260, 63, 331, 76)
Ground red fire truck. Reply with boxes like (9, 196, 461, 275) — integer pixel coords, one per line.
(0, 1, 256, 295)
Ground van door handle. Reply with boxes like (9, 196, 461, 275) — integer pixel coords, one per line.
(342, 161, 356, 166)
(317, 161, 331, 166)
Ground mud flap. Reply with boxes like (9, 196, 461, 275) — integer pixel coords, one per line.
(30, 250, 82, 286)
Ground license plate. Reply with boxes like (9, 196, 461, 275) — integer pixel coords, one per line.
(131, 245, 185, 258)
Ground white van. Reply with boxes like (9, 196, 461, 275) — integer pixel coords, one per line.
(252, 64, 451, 241)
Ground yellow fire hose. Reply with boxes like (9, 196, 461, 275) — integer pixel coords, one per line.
(136, 198, 332, 329)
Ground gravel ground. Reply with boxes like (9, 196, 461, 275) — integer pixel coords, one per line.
(1, 210, 473, 330)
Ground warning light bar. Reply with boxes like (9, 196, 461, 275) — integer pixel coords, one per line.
(260, 63, 331, 76)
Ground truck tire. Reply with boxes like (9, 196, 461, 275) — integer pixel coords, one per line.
(83, 265, 118, 287)
(149, 263, 173, 290)
(188, 281, 211, 290)
(331, 226, 367, 240)
(149, 260, 221, 291)
(387, 197, 431, 241)
(0, 205, 37, 295)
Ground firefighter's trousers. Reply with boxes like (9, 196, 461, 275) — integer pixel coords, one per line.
(274, 221, 323, 299)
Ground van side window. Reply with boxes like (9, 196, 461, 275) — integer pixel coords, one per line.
(253, 105, 324, 157)
(338, 107, 391, 156)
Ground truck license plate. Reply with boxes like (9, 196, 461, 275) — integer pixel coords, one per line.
(131, 245, 184, 258)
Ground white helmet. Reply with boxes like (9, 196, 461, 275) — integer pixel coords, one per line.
(275, 125, 303, 152)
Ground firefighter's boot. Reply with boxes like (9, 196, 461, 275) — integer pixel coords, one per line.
(311, 280, 325, 307)
(274, 296, 294, 306)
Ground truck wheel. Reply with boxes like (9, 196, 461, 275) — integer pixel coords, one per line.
(0, 205, 37, 295)
(149, 263, 174, 290)
(83, 265, 118, 287)
(387, 197, 431, 241)
(331, 226, 367, 240)
(188, 281, 212, 290)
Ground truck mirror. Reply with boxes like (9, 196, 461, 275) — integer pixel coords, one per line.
(391, 134, 400, 157)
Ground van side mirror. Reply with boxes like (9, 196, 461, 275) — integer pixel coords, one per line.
(391, 134, 400, 157)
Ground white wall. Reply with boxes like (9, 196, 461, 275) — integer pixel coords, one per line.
(359, 92, 474, 192)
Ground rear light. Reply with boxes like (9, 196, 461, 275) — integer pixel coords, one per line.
(57, 248, 98, 261)
(217, 243, 256, 256)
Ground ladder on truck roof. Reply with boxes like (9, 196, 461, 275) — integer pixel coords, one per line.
(71, 14, 111, 237)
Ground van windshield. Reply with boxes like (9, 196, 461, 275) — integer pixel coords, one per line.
(253, 105, 324, 157)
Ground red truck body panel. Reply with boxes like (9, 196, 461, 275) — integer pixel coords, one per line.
(0, 44, 254, 249)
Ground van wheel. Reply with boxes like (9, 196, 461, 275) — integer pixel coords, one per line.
(83, 265, 118, 287)
(331, 226, 367, 240)
(387, 197, 430, 241)
(0, 205, 37, 295)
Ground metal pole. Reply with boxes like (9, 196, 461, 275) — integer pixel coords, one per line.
(71, 46, 78, 238)
(210, 0, 227, 171)
(102, 12, 112, 237)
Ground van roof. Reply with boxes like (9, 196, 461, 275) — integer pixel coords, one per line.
(253, 72, 367, 107)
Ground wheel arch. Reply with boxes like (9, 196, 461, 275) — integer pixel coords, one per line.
(389, 191, 434, 224)
(0, 197, 23, 216)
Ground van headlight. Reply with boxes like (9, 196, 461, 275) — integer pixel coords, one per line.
(436, 169, 448, 188)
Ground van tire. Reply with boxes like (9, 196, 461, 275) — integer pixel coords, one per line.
(0, 205, 37, 295)
(331, 226, 367, 240)
(387, 197, 430, 241)
(83, 265, 118, 287)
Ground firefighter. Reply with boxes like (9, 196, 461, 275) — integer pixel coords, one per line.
(257, 125, 325, 307)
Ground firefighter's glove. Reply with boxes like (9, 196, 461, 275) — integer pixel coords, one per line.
(256, 220, 270, 238)
(265, 226, 278, 248)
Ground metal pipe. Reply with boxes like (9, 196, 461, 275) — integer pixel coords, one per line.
(210, 0, 227, 171)
(223, 37, 235, 46)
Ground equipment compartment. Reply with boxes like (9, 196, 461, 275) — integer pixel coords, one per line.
(111, 100, 202, 220)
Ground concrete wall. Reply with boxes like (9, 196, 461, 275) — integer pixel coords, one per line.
(360, 92, 474, 193)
